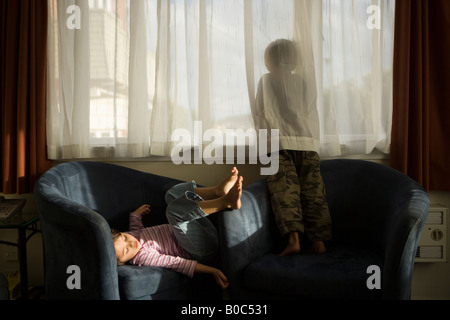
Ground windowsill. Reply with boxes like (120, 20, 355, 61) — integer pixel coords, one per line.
(321, 150, 390, 161)
(53, 149, 390, 164)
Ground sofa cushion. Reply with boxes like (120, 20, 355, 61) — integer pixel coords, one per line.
(118, 265, 192, 299)
(117, 265, 222, 300)
(244, 245, 383, 299)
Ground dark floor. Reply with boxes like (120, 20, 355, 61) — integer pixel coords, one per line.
(26, 286, 45, 299)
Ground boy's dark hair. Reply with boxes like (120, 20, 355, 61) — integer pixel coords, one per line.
(264, 39, 298, 72)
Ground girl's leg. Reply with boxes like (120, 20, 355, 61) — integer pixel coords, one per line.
(165, 167, 242, 220)
(165, 170, 243, 263)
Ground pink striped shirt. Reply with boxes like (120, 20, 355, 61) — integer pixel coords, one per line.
(128, 212, 197, 278)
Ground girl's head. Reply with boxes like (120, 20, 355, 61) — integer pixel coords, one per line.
(111, 229, 141, 265)
(264, 39, 298, 73)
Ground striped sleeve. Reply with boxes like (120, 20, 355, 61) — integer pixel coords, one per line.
(129, 212, 144, 232)
(132, 250, 197, 278)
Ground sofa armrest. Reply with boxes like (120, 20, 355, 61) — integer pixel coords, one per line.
(320, 159, 429, 299)
(34, 183, 121, 300)
(382, 187, 429, 299)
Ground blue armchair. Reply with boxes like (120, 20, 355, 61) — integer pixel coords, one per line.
(34, 161, 221, 300)
(218, 159, 429, 300)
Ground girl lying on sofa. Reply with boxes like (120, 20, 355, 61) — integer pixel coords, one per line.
(112, 168, 243, 289)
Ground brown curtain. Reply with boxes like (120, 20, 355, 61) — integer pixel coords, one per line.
(391, 0, 450, 191)
(0, 0, 52, 194)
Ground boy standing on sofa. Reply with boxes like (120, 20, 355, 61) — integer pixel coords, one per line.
(252, 39, 332, 256)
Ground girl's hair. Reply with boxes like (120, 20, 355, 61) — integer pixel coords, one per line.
(111, 228, 122, 240)
(111, 228, 126, 266)
(264, 39, 298, 72)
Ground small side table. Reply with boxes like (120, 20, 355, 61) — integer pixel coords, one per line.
(0, 212, 40, 300)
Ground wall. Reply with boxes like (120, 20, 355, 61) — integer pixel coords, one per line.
(412, 191, 450, 300)
(1, 160, 449, 299)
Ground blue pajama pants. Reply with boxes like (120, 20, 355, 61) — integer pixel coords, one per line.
(165, 181, 219, 264)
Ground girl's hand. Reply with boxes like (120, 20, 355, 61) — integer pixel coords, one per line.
(194, 263, 229, 289)
(211, 269, 229, 289)
(134, 204, 151, 216)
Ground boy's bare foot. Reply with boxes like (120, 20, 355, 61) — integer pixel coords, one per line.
(278, 233, 327, 256)
(279, 232, 301, 256)
(310, 241, 327, 254)
(303, 240, 327, 254)
(216, 167, 239, 197)
(224, 176, 243, 210)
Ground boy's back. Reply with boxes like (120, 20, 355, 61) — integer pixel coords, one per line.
(255, 71, 320, 153)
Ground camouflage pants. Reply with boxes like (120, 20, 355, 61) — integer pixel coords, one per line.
(267, 150, 332, 241)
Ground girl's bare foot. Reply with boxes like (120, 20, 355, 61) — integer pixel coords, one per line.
(224, 176, 243, 210)
(197, 174, 243, 215)
(216, 167, 239, 197)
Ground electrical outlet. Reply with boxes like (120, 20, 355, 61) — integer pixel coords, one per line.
(5, 244, 18, 261)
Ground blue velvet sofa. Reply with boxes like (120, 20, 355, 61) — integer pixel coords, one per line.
(218, 159, 429, 300)
(34, 159, 429, 300)
(34, 161, 221, 300)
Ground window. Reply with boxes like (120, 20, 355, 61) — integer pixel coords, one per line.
(47, 0, 395, 160)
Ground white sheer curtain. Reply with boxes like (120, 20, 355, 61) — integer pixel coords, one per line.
(312, 0, 395, 157)
(46, 0, 394, 160)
